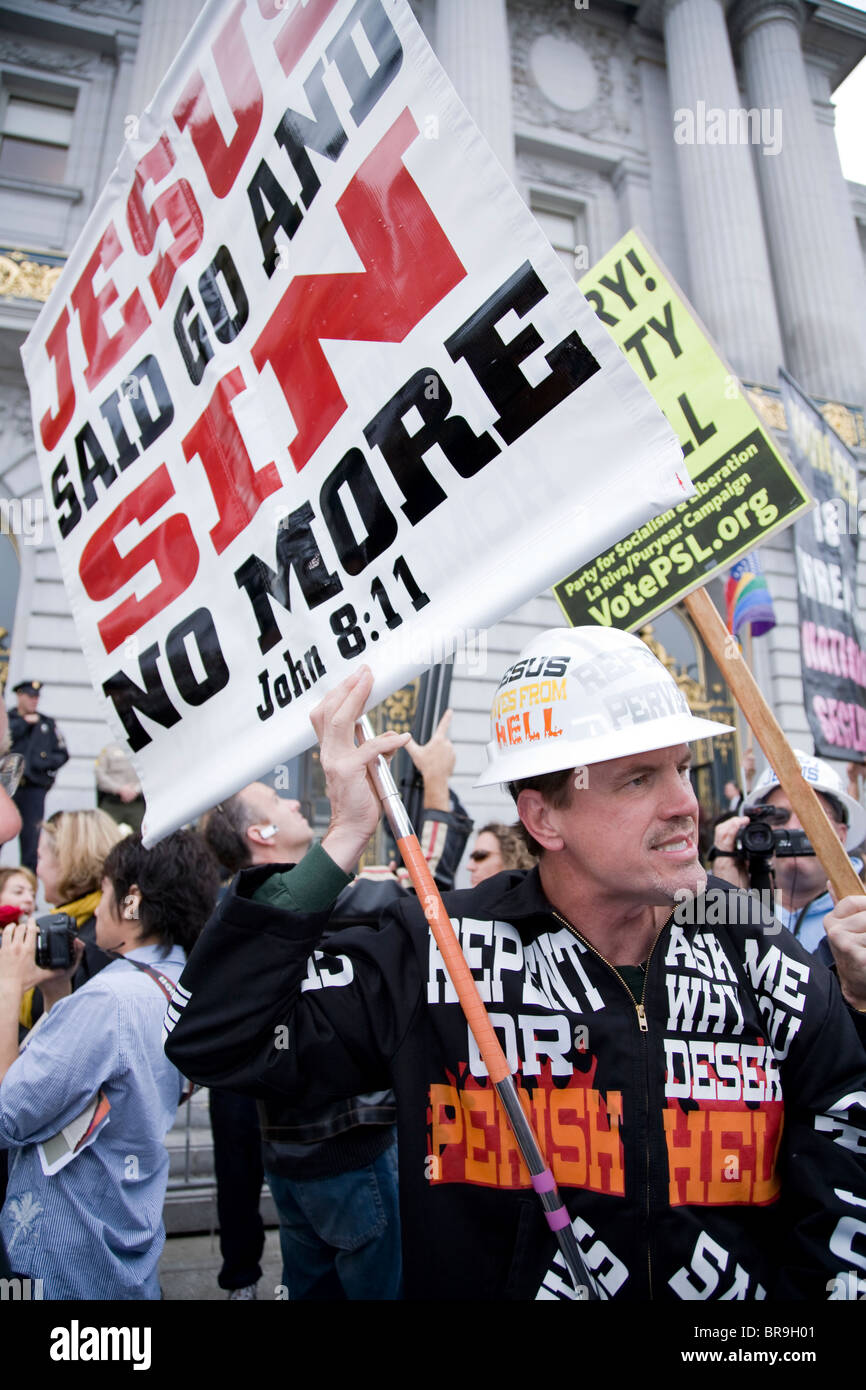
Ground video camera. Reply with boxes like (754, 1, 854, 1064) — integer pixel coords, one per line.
(732, 804, 814, 895)
(734, 804, 814, 860)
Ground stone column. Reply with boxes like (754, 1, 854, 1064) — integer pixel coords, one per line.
(435, 0, 515, 180)
(98, 34, 138, 188)
(126, 0, 206, 123)
(732, 0, 866, 404)
(662, 0, 783, 383)
(806, 61, 866, 314)
(612, 155, 655, 237)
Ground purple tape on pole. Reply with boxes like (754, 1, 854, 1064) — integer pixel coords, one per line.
(531, 1170, 556, 1195)
(545, 1206, 571, 1232)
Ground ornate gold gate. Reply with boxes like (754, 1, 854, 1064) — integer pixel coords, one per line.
(637, 605, 740, 848)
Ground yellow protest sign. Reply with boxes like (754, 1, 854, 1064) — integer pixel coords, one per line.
(554, 230, 812, 629)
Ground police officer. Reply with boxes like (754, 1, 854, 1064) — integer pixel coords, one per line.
(7, 680, 69, 870)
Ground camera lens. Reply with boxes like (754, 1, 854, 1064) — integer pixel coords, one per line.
(740, 822, 776, 856)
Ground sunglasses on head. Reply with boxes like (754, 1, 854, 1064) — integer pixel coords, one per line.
(469, 849, 492, 863)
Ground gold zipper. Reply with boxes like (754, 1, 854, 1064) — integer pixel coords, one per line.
(639, 927, 664, 1302)
(551, 907, 669, 1301)
(551, 909, 660, 1029)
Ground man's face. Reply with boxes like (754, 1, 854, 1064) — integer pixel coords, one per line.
(522, 743, 704, 906)
(764, 786, 846, 900)
(243, 782, 314, 861)
(16, 691, 38, 716)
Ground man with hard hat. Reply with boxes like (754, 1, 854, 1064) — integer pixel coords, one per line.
(711, 751, 865, 969)
(165, 628, 866, 1301)
(7, 680, 68, 870)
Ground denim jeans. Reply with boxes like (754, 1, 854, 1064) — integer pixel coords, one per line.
(265, 1140, 402, 1300)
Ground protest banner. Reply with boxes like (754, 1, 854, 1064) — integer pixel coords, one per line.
(779, 368, 866, 761)
(554, 230, 812, 630)
(22, 0, 688, 842)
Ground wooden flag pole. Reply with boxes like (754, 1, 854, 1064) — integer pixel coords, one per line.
(683, 586, 862, 901)
(744, 626, 755, 757)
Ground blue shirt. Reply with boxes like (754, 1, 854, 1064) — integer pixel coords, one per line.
(775, 854, 864, 955)
(0, 944, 186, 1299)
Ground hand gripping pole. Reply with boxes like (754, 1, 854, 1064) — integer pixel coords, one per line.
(357, 716, 597, 1300)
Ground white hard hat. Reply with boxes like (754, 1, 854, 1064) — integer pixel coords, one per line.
(743, 749, 866, 848)
(474, 626, 734, 787)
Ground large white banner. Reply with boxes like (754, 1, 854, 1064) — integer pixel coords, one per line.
(22, 0, 690, 841)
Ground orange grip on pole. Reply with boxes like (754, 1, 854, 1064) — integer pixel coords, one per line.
(397, 834, 512, 1084)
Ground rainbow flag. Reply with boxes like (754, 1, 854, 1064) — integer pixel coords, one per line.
(726, 553, 776, 638)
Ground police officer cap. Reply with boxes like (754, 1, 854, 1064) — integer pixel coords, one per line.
(12, 680, 42, 696)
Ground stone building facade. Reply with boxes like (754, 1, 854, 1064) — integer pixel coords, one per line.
(0, 0, 864, 862)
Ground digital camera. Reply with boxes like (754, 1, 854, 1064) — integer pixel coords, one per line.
(35, 913, 77, 970)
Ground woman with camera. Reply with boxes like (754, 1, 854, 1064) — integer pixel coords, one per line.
(15, 809, 128, 1035)
(0, 829, 219, 1298)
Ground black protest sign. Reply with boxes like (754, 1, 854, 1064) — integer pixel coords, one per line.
(780, 368, 866, 761)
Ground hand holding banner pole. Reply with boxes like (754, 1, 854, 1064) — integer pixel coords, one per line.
(683, 587, 862, 900)
(357, 714, 597, 1300)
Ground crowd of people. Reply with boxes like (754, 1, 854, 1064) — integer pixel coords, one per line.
(1, 626, 865, 1301)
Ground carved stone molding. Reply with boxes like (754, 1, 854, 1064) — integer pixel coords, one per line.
(44, 0, 140, 16)
(518, 149, 605, 196)
(0, 36, 101, 77)
(0, 383, 35, 437)
(510, 0, 642, 142)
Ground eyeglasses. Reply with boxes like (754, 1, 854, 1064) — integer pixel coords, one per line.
(469, 850, 492, 863)
(0, 754, 24, 797)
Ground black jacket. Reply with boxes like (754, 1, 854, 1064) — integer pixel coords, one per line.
(165, 869, 866, 1300)
(8, 710, 68, 789)
(258, 793, 472, 1162)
